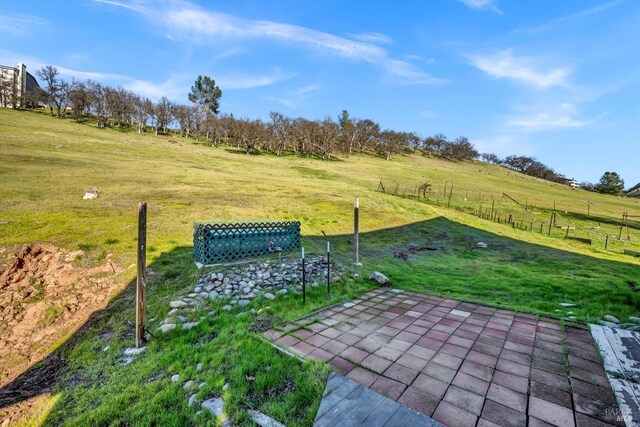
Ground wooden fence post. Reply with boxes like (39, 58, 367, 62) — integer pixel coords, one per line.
(548, 212, 553, 235)
(136, 202, 147, 349)
(447, 184, 453, 208)
(605, 234, 609, 250)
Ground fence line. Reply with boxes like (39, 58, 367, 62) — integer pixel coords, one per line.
(376, 180, 639, 254)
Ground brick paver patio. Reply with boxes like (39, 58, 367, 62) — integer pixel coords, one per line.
(265, 288, 627, 427)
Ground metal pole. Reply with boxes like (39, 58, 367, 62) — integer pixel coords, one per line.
(354, 198, 361, 265)
(326, 241, 331, 295)
(302, 247, 306, 305)
(136, 202, 147, 349)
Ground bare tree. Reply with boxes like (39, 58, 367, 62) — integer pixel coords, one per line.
(153, 96, 173, 135)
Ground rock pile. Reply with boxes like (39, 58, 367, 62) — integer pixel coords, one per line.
(195, 257, 348, 304)
(599, 315, 640, 331)
(158, 257, 354, 332)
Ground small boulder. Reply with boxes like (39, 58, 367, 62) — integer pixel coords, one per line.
(196, 363, 203, 372)
(171, 374, 180, 383)
(187, 394, 197, 407)
(183, 380, 194, 390)
(182, 322, 199, 330)
(276, 289, 288, 295)
(264, 293, 276, 300)
(603, 315, 620, 324)
(247, 409, 286, 427)
(238, 299, 251, 308)
(369, 271, 388, 285)
(475, 242, 488, 248)
(222, 305, 233, 311)
(202, 397, 224, 418)
(169, 300, 188, 309)
(559, 302, 576, 308)
(159, 323, 177, 333)
(83, 186, 99, 200)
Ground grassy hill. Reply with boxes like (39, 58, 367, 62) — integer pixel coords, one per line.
(1, 109, 639, 426)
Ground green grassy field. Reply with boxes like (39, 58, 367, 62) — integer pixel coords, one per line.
(1, 109, 639, 426)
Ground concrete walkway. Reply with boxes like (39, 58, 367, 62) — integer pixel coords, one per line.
(314, 372, 444, 427)
(265, 288, 627, 426)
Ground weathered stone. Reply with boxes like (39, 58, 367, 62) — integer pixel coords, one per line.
(188, 394, 197, 407)
(208, 290, 219, 300)
(247, 409, 286, 427)
(171, 374, 180, 383)
(559, 302, 576, 308)
(222, 305, 233, 311)
(202, 397, 224, 417)
(263, 272, 271, 280)
(332, 276, 341, 282)
(369, 271, 388, 284)
(159, 323, 177, 333)
(264, 293, 276, 300)
(476, 242, 488, 248)
(276, 289, 288, 295)
(603, 315, 620, 324)
(183, 380, 194, 390)
(629, 316, 640, 324)
(217, 273, 224, 281)
(196, 363, 203, 372)
(169, 300, 188, 309)
(182, 322, 199, 330)
(238, 299, 251, 308)
(222, 383, 229, 391)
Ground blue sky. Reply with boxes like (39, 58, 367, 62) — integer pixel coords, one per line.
(1, 0, 638, 185)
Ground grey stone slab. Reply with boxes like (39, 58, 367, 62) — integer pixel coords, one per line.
(314, 374, 440, 427)
(315, 374, 360, 420)
(359, 399, 401, 427)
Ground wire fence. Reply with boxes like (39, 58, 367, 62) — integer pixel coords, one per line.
(377, 180, 640, 256)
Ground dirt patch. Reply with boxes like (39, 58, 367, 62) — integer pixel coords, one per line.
(0, 243, 122, 388)
(249, 316, 280, 333)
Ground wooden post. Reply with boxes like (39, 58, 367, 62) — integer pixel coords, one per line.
(618, 212, 625, 240)
(540, 223, 543, 233)
(443, 182, 447, 197)
(447, 184, 453, 208)
(605, 234, 609, 250)
(354, 198, 361, 265)
(508, 214, 512, 225)
(565, 226, 570, 239)
(302, 247, 306, 304)
(326, 241, 331, 295)
(490, 200, 495, 222)
(548, 212, 553, 235)
(136, 202, 147, 349)
(587, 203, 590, 217)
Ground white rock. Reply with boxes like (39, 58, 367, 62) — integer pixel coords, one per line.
(188, 394, 197, 407)
(183, 380, 194, 390)
(603, 315, 620, 324)
(83, 187, 99, 199)
(263, 272, 271, 280)
(475, 242, 488, 248)
(202, 397, 224, 418)
(559, 303, 576, 308)
(222, 305, 233, 311)
(247, 409, 286, 427)
(196, 363, 203, 372)
(217, 273, 224, 281)
(369, 271, 388, 285)
(170, 300, 188, 309)
(159, 323, 177, 333)
(123, 347, 146, 356)
(222, 383, 229, 391)
(264, 293, 276, 300)
(103, 346, 110, 352)
(182, 322, 199, 330)
(208, 290, 219, 300)
(199, 382, 206, 389)
(238, 299, 251, 308)
(171, 374, 180, 383)
(276, 289, 288, 295)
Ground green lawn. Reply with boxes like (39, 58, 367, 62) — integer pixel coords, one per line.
(1, 109, 638, 426)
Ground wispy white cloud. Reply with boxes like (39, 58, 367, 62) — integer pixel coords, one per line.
(349, 32, 393, 45)
(512, 0, 623, 34)
(467, 49, 570, 88)
(295, 84, 321, 95)
(217, 69, 295, 90)
(262, 96, 295, 108)
(404, 54, 435, 65)
(0, 13, 48, 37)
(458, 0, 502, 14)
(96, 0, 443, 85)
(419, 110, 438, 119)
(505, 103, 606, 132)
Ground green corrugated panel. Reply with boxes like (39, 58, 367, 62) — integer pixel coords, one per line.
(193, 221, 301, 265)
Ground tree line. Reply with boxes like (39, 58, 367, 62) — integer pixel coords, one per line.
(26, 65, 628, 193)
